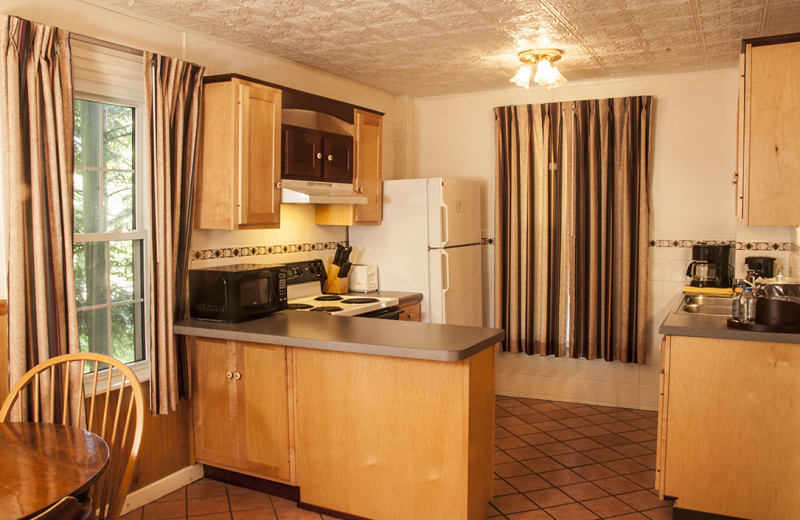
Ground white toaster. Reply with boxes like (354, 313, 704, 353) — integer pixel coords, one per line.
(349, 264, 379, 292)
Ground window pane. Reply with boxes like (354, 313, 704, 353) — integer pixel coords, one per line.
(110, 240, 143, 303)
(73, 99, 135, 233)
(111, 303, 143, 364)
(74, 99, 102, 169)
(73, 242, 108, 307)
(106, 169, 134, 232)
(103, 104, 134, 170)
(78, 307, 109, 355)
(74, 169, 105, 234)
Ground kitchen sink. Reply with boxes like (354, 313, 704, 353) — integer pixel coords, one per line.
(675, 294, 732, 316)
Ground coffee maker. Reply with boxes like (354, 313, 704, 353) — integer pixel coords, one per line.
(745, 256, 776, 281)
(686, 242, 733, 288)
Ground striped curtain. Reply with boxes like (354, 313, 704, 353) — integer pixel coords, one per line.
(1, 16, 79, 391)
(494, 96, 651, 363)
(144, 53, 204, 414)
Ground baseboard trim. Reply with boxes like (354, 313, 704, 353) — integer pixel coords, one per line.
(121, 464, 205, 515)
(495, 391, 659, 412)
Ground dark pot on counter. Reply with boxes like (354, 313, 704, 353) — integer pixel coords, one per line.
(755, 298, 800, 327)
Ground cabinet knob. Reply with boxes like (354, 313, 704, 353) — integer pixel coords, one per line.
(234, 372, 242, 380)
(316, 152, 323, 159)
(226, 371, 233, 379)
(732, 171, 738, 186)
(276, 181, 282, 189)
(327, 154, 333, 161)
(358, 187, 365, 193)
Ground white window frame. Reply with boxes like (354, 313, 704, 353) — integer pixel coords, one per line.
(73, 94, 151, 387)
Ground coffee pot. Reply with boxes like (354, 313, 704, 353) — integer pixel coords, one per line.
(687, 260, 715, 287)
(686, 242, 733, 288)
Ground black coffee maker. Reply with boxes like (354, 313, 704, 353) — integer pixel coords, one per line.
(745, 256, 776, 281)
(686, 242, 734, 288)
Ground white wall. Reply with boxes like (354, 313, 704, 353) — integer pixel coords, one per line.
(413, 69, 794, 410)
(0, 0, 400, 270)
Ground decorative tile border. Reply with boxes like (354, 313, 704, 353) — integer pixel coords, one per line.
(191, 241, 347, 261)
(649, 239, 794, 252)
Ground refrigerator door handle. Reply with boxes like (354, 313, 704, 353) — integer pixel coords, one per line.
(440, 193, 450, 247)
(441, 250, 450, 313)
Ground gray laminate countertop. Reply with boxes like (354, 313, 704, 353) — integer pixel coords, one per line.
(659, 293, 800, 345)
(174, 311, 503, 362)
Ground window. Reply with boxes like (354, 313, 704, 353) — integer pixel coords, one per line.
(73, 98, 147, 366)
(71, 40, 148, 377)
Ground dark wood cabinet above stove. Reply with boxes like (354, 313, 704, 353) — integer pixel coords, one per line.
(281, 125, 353, 183)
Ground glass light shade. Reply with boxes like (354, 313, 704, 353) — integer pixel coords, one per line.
(534, 59, 567, 89)
(510, 65, 532, 89)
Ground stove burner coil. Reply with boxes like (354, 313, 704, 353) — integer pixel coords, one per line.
(310, 306, 343, 312)
(287, 303, 314, 310)
(341, 298, 379, 304)
(315, 295, 343, 301)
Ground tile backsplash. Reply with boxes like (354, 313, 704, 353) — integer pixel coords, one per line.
(189, 204, 347, 269)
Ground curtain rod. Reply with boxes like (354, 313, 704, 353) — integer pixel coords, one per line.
(71, 33, 143, 57)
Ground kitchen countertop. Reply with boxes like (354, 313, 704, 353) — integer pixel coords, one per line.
(175, 310, 502, 362)
(659, 293, 800, 345)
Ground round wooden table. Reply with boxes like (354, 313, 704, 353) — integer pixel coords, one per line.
(0, 422, 110, 519)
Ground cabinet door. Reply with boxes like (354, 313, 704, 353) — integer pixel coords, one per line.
(663, 336, 800, 518)
(353, 109, 382, 225)
(196, 81, 238, 230)
(238, 343, 292, 481)
(741, 39, 800, 225)
(190, 338, 237, 465)
(654, 335, 670, 498)
(282, 125, 322, 180)
(239, 82, 282, 227)
(323, 133, 354, 182)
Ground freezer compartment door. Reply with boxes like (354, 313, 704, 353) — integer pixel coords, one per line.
(428, 245, 482, 326)
(426, 177, 481, 248)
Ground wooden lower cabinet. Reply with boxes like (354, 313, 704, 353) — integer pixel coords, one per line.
(293, 347, 494, 520)
(657, 335, 800, 519)
(398, 301, 421, 322)
(189, 338, 495, 519)
(189, 338, 293, 483)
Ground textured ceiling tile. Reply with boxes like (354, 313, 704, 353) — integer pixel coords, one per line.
(79, 0, 800, 96)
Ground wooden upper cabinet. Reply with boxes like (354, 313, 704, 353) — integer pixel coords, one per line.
(196, 78, 282, 230)
(737, 35, 800, 225)
(315, 109, 383, 226)
(353, 109, 383, 224)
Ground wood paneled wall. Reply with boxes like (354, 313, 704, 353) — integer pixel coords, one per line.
(0, 301, 7, 406)
(130, 386, 193, 491)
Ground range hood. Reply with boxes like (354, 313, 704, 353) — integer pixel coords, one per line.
(281, 179, 367, 205)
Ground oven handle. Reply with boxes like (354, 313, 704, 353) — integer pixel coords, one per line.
(357, 306, 402, 319)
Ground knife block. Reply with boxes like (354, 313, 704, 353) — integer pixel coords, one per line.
(323, 264, 349, 294)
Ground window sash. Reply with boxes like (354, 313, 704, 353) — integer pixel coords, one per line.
(74, 91, 150, 373)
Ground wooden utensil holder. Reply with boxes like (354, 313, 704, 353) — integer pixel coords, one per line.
(323, 264, 349, 294)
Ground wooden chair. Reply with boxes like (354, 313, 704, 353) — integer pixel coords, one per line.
(0, 353, 145, 520)
(31, 496, 86, 520)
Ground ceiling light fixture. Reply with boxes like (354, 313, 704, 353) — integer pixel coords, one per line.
(510, 49, 567, 90)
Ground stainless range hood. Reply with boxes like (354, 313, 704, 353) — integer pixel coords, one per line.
(281, 179, 367, 205)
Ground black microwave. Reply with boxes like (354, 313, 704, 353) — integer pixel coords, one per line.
(189, 264, 287, 322)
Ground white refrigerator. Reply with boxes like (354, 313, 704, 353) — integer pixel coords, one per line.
(349, 177, 483, 326)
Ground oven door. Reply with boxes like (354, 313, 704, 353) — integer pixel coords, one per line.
(356, 306, 402, 320)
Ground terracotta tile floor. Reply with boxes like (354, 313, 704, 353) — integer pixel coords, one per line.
(121, 398, 671, 520)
